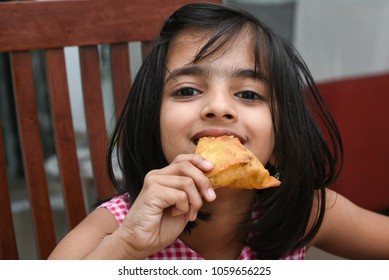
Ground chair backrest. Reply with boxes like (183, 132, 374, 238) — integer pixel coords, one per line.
(317, 73, 389, 212)
(0, 0, 221, 260)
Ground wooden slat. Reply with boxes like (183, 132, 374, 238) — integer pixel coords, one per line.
(0, 0, 218, 52)
(0, 118, 19, 259)
(79, 46, 115, 201)
(45, 48, 87, 228)
(10, 51, 56, 259)
(110, 43, 131, 117)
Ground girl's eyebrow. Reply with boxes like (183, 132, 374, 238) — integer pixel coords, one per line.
(165, 65, 264, 83)
(165, 65, 208, 83)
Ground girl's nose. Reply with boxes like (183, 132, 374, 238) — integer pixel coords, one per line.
(200, 92, 237, 121)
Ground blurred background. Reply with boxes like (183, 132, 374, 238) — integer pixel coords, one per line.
(1, 0, 388, 259)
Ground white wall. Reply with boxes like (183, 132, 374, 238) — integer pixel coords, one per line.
(294, 0, 389, 82)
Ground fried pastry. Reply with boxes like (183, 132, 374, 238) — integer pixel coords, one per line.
(195, 135, 281, 189)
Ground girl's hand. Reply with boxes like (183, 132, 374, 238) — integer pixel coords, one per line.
(117, 154, 216, 258)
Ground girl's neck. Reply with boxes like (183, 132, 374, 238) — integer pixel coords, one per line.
(179, 189, 256, 259)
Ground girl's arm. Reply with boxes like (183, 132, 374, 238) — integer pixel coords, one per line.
(49, 154, 215, 259)
(48, 207, 130, 259)
(309, 188, 389, 259)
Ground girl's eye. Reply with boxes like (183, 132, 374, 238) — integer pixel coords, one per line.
(172, 87, 200, 97)
(236, 90, 263, 101)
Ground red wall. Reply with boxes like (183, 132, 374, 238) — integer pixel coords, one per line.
(317, 73, 389, 211)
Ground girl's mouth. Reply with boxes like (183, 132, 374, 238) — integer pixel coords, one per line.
(192, 128, 246, 145)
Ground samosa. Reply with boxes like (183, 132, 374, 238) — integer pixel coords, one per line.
(195, 135, 281, 189)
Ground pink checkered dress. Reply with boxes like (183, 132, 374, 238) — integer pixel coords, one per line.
(99, 193, 305, 260)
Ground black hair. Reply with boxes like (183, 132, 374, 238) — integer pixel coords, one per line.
(107, 2, 343, 259)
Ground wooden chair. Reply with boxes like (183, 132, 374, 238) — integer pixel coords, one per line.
(317, 72, 389, 213)
(0, 0, 221, 260)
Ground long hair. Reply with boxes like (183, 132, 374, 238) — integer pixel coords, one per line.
(107, 3, 343, 259)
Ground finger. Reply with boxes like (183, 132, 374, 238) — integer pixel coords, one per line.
(148, 174, 202, 221)
(159, 159, 216, 202)
(172, 154, 214, 172)
(158, 187, 197, 222)
(138, 182, 191, 218)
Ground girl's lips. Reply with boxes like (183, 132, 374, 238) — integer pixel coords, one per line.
(192, 128, 246, 145)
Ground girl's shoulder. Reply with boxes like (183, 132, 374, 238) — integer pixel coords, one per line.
(98, 193, 131, 225)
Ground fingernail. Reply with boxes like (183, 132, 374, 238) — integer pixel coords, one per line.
(202, 159, 213, 168)
(207, 188, 216, 200)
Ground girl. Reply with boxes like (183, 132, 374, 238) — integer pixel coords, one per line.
(49, 2, 389, 260)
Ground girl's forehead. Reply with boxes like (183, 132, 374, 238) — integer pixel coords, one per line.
(167, 32, 206, 61)
(166, 28, 256, 68)
(170, 28, 211, 47)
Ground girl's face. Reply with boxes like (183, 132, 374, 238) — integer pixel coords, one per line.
(160, 29, 275, 166)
